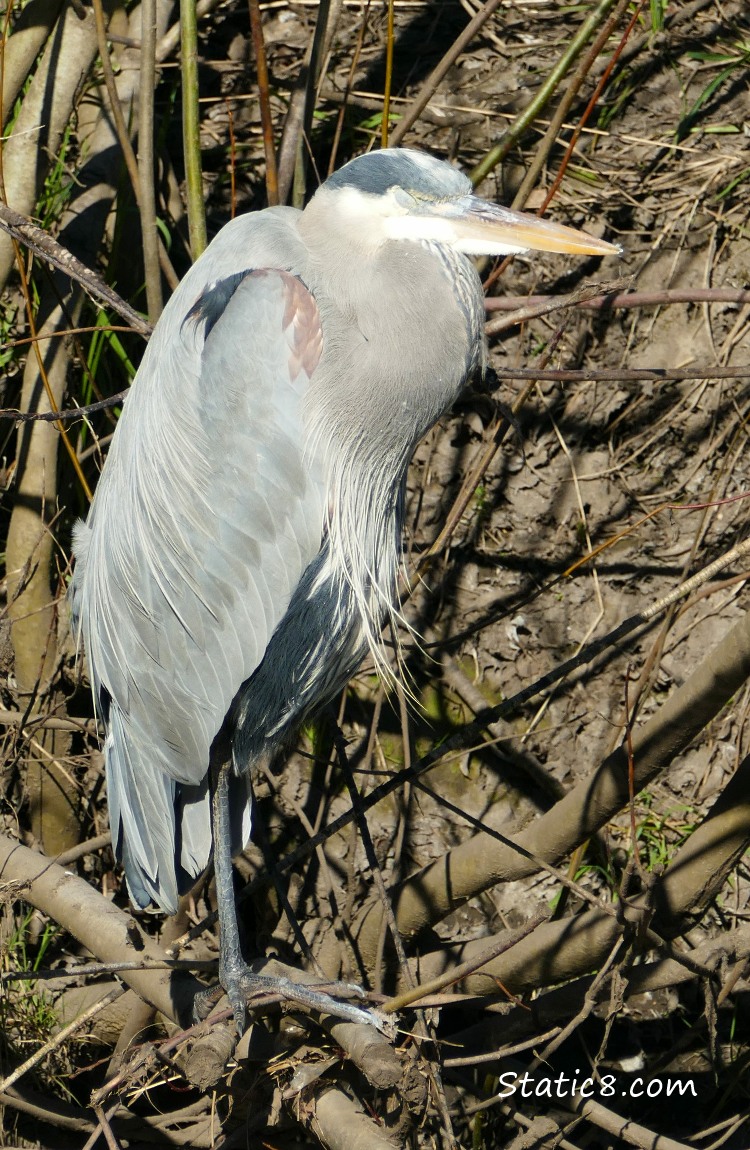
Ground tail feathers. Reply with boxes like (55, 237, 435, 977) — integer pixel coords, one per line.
(106, 710, 181, 913)
(107, 706, 254, 914)
(176, 778, 211, 884)
(175, 768, 253, 883)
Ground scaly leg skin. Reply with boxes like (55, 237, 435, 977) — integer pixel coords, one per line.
(195, 757, 388, 1035)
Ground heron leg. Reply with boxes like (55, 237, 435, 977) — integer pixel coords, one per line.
(201, 757, 389, 1036)
(211, 755, 251, 1033)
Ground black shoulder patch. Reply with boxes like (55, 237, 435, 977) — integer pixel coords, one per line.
(184, 271, 252, 338)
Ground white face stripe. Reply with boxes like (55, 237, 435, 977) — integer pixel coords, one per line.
(383, 213, 532, 255)
(333, 188, 533, 254)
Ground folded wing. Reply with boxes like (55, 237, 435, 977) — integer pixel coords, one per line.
(71, 215, 325, 911)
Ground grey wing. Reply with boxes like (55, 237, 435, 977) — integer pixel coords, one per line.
(71, 219, 325, 912)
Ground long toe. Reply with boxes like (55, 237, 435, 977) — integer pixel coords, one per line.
(236, 968, 391, 1032)
(193, 981, 226, 1024)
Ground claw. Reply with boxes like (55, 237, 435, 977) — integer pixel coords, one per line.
(224, 974, 248, 1036)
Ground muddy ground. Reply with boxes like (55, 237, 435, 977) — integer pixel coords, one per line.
(1, 0, 749, 1146)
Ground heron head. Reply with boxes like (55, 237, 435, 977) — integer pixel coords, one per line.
(306, 148, 620, 259)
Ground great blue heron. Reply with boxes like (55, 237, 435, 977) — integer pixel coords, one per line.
(71, 148, 618, 1030)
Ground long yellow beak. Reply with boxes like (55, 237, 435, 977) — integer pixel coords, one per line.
(427, 196, 621, 258)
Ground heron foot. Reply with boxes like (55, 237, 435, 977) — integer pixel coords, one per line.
(203, 762, 393, 1036)
(195, 959, 391, 1036)
(193, 978, 247, 1033)
(238, 967, 389, 1031)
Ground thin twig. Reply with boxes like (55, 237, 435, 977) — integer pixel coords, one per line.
(512, 0, 634, 210)
(155, 0, 218, 62)
(381, 910, 549, 1012)
(471, 0, 619, 186)
(180, 0, 206, 257)
(248, 0, 278, 204)
(485, 286, 750, 313)
(91, 0, 178, 291)
(138, 0, 164, 319)
(485, 276, 633, 335)
(389, 0, 505, 148)
(380, 0, 394, 147)
(0, 203, 151, 335)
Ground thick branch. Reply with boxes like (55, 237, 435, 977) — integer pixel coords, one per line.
(354, 610, 750, 967)
(408, 753, 750, 997)
(0, 834, 200, 1025)
(0, 5, 99, 290)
